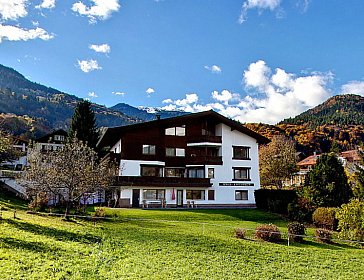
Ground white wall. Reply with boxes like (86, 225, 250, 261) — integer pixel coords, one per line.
(115, 123, 261, 206)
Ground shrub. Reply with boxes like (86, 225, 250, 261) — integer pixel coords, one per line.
(287, 222, 306, 243)
(93, 207, 106, 217)
(255, 224, 281, 243)
(315, 228, 332, 243)
(28, 192, 48, 212)
(336, 200, 364, 242)
(234, 228, 247, 239)
(312, 207, 337, 230)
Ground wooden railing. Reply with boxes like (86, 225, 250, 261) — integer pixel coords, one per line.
(115, 176, 212, 188)
(187, 135, 222, 144)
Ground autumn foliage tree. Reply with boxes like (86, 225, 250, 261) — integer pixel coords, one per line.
(21, 138, 116, 218)
(0, 130, 19, 163)
(259, 135, 298, 189)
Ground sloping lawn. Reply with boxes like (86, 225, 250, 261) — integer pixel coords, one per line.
(0, 195, 363, 279)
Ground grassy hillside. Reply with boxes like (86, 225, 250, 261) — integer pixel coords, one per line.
(0, 194, 363, 279)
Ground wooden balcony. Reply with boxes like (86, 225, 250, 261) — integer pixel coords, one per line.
(187, 135, 222, 145)
(187, 155, 223, 165)
(114, 176, 212, 188)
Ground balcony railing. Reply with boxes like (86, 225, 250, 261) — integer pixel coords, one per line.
(114, 176, 212, 188)
(187, 135, 222, 144)
(187, 155, 223, 165)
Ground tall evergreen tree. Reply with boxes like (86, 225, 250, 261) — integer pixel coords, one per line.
(303, 153, 352, 207)
(69, 100, 98, 149)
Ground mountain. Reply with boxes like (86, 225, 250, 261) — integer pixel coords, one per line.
(279, 94, 364, 127)
(245, 94, 364, 155)
(0, 64, 140, 138)
(110, 103, 186, 121)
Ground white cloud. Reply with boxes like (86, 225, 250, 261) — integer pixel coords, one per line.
(204, 65, 222, 74)
(161, 60, 333, 124)
(212, 90, 240, 105)
(35, 0, 56, 9)
(89, 43, 110, 54)
(0, 0, 28, 21)
(340, 81, 364, 96)
(77, 59, 101, 73)
(72, 0, 120, 23)
(146, 87, 155, 95)
(239, 0, 282, 24)
(244, 60, 271, 90)
(112, 91, 126, 96)
(88, 91, 98, 98)
(0, 24, 53, 43)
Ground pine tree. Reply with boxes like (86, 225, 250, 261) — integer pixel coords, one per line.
(69, 100, 98, 149)
(303, 153, 352, 207)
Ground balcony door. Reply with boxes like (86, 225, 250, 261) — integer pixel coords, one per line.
(176, 190, 183, 207)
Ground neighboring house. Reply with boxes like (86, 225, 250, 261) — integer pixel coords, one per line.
(339, 149, 362, 175)
(288, 149, 362, 187)
(33, 129, 68, 152)
(285, 153, 320, 187)
(97, 110, 269, 208)
(0, 136, 28, 170)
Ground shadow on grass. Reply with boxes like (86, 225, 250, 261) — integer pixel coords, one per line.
(4, 218, 101, 244)
(0, 236, 62, 253)
(0, 193, 28, 211)
(293, 240, 359, 250)
(111, 219, 362, 253)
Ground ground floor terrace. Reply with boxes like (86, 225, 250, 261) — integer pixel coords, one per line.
(110, 176, 257, 208)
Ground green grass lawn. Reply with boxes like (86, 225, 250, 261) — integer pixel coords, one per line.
(0, 194, 363, 280)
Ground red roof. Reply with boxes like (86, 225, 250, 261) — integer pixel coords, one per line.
(340, 150, 361, 162)
(297, 154, 320, 167)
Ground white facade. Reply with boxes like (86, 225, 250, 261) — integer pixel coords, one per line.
(111, 122, 262, 208)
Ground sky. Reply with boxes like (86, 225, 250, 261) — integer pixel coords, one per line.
(1, 0, 364, 124)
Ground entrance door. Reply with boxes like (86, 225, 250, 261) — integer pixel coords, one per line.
(176, 190, 183, 207)
(132, 189, 140, 208)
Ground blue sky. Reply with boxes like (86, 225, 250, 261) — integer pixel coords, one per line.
(1, 0, 364, 124)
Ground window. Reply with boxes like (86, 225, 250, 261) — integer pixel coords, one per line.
(235, 190, 248, 200)
(202, 128, 213, 136)
(208, 168, 215, 179)
(42, 144, 53, 151)
(188, 168, 205, 178)
(143, 189, 165, 200)
(141, 166, 163, 177)
(142, 145, 156, 155)
(186, 190, 205, 200)
(166, 148, 185, 157)
(208, 190, 215, 200)
(54, 135, 65, 141)
(165, 168, 185, 178)
(165, 126, 185, 136)
(233, 167, 250, 181)
(233, 146, 250, 160)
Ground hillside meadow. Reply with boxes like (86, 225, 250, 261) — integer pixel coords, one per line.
(0, 194, 363, 280)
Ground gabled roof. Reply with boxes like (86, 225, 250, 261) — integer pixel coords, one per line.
(340, 150, 361, 162)
(35, 129, 68, 143)
(297, 154, 320, 167)
(97, 110, 270, 148)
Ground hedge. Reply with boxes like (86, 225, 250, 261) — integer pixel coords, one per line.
(254, 189, 297, 214)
